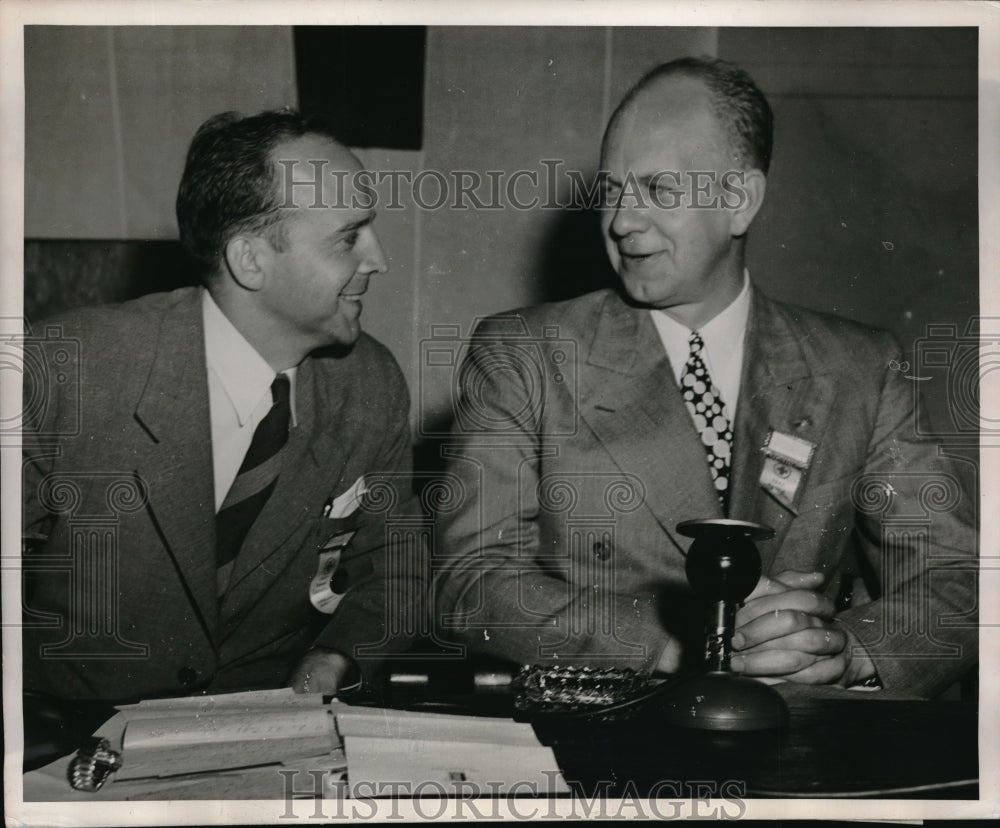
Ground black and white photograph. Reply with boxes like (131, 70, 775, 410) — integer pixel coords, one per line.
(2, 0, 997, 823)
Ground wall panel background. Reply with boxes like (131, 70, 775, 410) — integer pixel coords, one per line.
(24, 25, 978, 448)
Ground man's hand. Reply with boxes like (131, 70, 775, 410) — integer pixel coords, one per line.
(289, 647, 354, 695)
(729, 570, 875, 686)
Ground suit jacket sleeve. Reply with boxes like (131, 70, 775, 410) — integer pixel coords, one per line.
(311, 353, 425, 669)
(435, 317, 676, 672)
(833, 334, 977, 697)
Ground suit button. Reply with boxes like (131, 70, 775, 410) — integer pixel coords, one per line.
(177, 667, 198, 687)
(593, 540, 612, 561)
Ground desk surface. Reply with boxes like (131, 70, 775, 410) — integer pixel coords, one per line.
(533, 683, 979, 799)
(23, 683, 978, 801)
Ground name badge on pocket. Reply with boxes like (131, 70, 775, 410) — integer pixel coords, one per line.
(760, 429, 815, 512)
(309, 529, 356, 614)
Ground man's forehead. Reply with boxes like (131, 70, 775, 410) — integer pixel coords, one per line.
(603, 77, 724, 161)
(271, 134, 368, 211)
(272, 133, 361, 173)
(637, 73, 713, 113)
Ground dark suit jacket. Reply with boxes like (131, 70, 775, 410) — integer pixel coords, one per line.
(22, 287, 419, 702)
(436, 288, 977, 698)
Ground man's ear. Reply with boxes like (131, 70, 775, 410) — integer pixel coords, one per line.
(727, 168, 766, 238)
(223, 235, 269, 291)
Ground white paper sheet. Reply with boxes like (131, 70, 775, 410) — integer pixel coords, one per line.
(115, 692, 338, 780)
(343, 735, 568, 796)
(336, 708, 541, 745)
(337, 709, 567, 796)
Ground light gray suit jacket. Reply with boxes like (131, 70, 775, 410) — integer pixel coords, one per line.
(23, 287, 419, 702)
(436, 287, 977, 698)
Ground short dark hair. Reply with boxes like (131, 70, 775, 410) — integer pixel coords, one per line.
(176, 109, 341, 266)
(609, 56, 774, 174)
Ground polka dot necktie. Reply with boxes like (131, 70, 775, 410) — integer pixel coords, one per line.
(680, 332, 733, 512)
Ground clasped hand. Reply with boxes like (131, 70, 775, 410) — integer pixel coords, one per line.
(729, 570, 874, 686)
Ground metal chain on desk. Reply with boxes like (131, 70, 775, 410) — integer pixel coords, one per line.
(512, 665, 649, 714)
(68, 736, 122, 792)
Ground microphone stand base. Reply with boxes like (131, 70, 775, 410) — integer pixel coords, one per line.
(659, 671, 789, 731)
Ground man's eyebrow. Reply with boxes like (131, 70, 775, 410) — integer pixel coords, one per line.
(336, 210, 377, 234)
(640, 173, 683, 187)
(604, 173, 684, 187)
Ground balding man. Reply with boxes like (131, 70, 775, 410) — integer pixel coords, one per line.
(23, 110, 418, 703)
(436, 58, 977, 697)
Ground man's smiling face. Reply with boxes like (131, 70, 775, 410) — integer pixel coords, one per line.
(600, 75, 747, 326)
(261, 135, 387, 349)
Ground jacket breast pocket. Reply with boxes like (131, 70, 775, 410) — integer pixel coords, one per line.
(308, 513, 362, 550)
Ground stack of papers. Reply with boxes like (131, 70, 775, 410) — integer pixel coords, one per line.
(115, 688, 343, 781)
(27, 688, 567, 800)
(336, 708, 568, 796)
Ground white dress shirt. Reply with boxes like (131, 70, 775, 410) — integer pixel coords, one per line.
(202, 290, 298, 512)
(649, 270, 751, 421)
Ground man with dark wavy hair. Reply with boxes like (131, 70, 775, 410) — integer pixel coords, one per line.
(437, 57, 977, 697)
(23, 110, 418, 702)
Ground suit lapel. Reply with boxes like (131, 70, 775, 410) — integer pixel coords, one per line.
(221, 354, 346, 617)
(729, 291, 837, 572)
(132, 288, 218, 638)
(578, 293, 721, 558)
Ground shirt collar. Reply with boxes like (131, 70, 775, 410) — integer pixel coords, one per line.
(698, 268, 752, 363)
(650, 268, 752, 385)
(202, 290, 298, 426)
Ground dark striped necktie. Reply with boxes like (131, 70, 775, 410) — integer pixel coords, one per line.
(679, 332, 733, 514)
(216, 373, 291, 596)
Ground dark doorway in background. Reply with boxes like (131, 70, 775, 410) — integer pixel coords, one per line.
(293, 26, 426, 150)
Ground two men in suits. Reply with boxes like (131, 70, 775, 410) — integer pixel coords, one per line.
(436, 58, 977, 697)
(22, 111, 418, 702)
